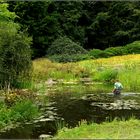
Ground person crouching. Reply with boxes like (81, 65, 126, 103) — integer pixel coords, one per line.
(113, 80, 123, 95)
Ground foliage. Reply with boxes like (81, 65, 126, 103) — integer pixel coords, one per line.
(114, 30, 130, 46)
(47, 36, 88, 62)
(0, 1, 32, 89)
(0, 100, 39, 129)
(106, 41, 140, 56)
(8, 1, 62, 58)
(88, 41, 140, 58)
(125, 41, 140, 54)
(9, 1, 140, 58)
(48, 54, 92, 63)
(8, 1, 86, 58)
(104, 47, 126, 56)
(47, 36, 87, 55)
(0, 107, 11, 127)
(88, 49, 111, 58)
(10, 100, 39, 121)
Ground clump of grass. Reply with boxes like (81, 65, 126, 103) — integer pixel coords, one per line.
(0, 100, 40, 130)
(93, 69, 118, 84)
(116, 62, 140, 92)
(10, 100, 39, 121)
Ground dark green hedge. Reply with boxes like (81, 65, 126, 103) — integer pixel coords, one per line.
(89, 41, 140, 58)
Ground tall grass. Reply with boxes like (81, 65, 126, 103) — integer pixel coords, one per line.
(118, 65, 140, 91)
(33, 54, 140, 92)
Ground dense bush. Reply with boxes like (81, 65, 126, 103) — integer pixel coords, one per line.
(47, 36, 87, 55)
(104, 41, 140, 56)
(125, 41, 140, 54)
(48, 40, 140, 62)
(88, 49, 111, 58)
(47, 36, 89, 62)
(104, 47, 127, 56)
(88, 41, 140, 59)
(48, 54, 93, 63)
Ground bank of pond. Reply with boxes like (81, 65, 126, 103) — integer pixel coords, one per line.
(56, 118, 140, 139)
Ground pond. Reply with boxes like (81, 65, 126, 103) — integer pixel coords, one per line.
(0, 83, 140, 139)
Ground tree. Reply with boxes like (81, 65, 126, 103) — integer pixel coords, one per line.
(8, 1, 86, 58)
(0, 1, 32, 90)
(86, 2, 140, 49)
(55, 1, 85, 46)
(8, 1, 62, 58)
(8, 1, 140, 56)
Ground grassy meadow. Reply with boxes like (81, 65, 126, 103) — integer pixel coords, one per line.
(33, 54, 140, 92)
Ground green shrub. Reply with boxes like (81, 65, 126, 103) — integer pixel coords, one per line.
(104, 41, 140, 57)
(48, 54, 92, 63)
(89, 41, 140, 59)
(104, 46, 127, 56)
(125, 41, 140, 54)
(88, 49, 110, 58)
(11, 100, 39, 121)
(47, 36, 87, 55)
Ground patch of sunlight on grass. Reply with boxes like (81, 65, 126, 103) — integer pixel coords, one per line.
(33, 54, 140, 92)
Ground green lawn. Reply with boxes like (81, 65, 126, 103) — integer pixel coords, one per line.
(55, 119, 140, 139)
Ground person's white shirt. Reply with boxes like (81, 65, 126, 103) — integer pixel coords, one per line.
(114, 82, 123, 90)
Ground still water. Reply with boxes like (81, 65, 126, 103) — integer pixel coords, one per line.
(0, 83, 140, 139)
